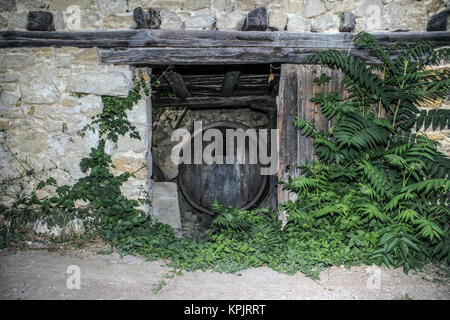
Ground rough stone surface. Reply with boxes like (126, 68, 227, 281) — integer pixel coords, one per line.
(304, 0, 327, 18)
(237, 0, 257, 11)
(97, 0, 128, 16)
(427, 10, 448, 31)
(68, 69, 133, 97)
(0, 91, 19, 106)
(0, 0, 436, 32)
(184, 0, 212, 11)
(19, 63, 60, 104)
(339, 11, 356, 32)
(183, 9, 216, 30)
(160, 10, 184, 29)
(0, 15, 8, 28)
(243, 6, 268, 31)
(268, 10, 287, 30)
(134, 7, 161, 29)
(26, 11, 55, 31)
(216, 11, 246, 30)
(0, 0, 16, 12)
(386, 0, 429, 31)
(152, 182, 182, 236)
(311, 13, 337, 32)
(49, 0, 92, 11)
(286, 15, 311, 31)
(355, 0, 383, 17)
(213, 0, 235, 12)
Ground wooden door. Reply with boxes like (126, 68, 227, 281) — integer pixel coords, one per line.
(276, 64, 346, 223)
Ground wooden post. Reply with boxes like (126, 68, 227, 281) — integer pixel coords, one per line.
(276, 64, 346, 223)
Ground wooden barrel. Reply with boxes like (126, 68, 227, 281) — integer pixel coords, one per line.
(177, 121, 269, 216)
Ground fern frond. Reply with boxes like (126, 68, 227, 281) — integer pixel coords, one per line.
(402, 179, 450, 194)
(414, 218, 445, 241)
(293, 118, 319, 137)
(211, 212, 252, 232)
(357, 203, 387, 222)
(308, 50, 389, 106)
(395, 209, 420, 223)
(416, 109, 450, 131)
(384, 192, 416, 212)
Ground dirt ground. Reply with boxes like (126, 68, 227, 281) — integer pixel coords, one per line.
(0, 243, 449, 300)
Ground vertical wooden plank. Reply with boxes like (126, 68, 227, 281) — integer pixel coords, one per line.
(266, 109, 278, 211)
(277, 64, 346, 221)
(277, 64, 302, 214)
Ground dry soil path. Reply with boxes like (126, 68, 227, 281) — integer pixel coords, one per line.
(0, 250, 449, 300)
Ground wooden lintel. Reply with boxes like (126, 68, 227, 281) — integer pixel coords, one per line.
(100, 47, 381, 65)
(1, 30, 449, 48)
(1, 30, 449, 65)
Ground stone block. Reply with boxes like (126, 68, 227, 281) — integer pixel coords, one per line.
(286, 15, 310, 31)
(311, 13, 338, 32)
(268, 10, 287, 30)
(184, 0, 212, 11)
(184, 9, 216, 30)
(133, 7, 161, 29)
(339, 11, 356, 32)
(26, 11, 55, 31)
(216, 12, 246, 30)
(304, 0, 327, 18)
(212, 0, 234, 13)
(355, 0, 383, 17)
(19, 63, 60, 104)
(97, 0, 128, 16)
(160, 10, 184, 29)
(237, 0, 257, 11)
(152, 182, 182, 236)
(68, 69, 133, 97)
(150, 1, 184, 11)
(112, 156, 147, 178)
(104, 13, 137, 29)
(7, 130, 48, 154)
(427, 10, 448, 31)
(0, 54, 35, 69)
(0, 0, 16, 12)
(0, 73, 19, 83)
(0, 15, 8, 29)
(242, 7, 268, 31)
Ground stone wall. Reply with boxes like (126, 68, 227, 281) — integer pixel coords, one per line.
(0, 47, 151, 212)
(0, 0, 448, 33)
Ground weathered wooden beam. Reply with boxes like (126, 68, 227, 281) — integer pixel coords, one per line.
(1, 30, 449, 49)
(2, 30, 448, 65)
(163, 71, 190, 99)
(152, 95, 275, 108)
(221, 71, 241, 96)
(100, 47, 381, 65)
